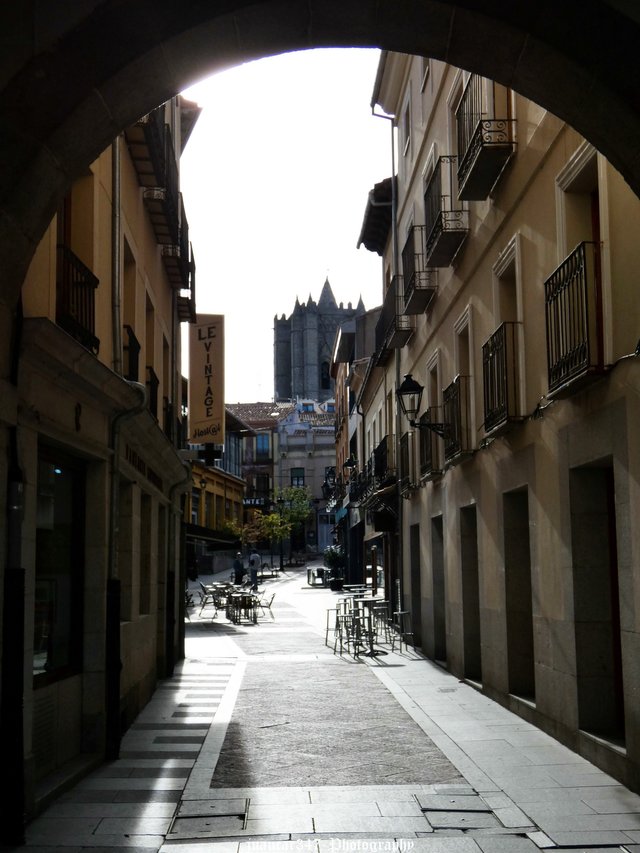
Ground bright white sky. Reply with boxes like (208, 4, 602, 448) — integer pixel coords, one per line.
(179, 48, 392, 403)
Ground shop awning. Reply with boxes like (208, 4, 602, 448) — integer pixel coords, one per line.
(185, 523, 240, 550)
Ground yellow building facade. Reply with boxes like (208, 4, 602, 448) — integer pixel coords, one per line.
(13, 96, 198, 817)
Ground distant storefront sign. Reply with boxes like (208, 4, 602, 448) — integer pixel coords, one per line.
(188, 314, 225, 444)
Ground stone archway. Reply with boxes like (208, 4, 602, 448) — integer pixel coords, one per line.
(1, 0, 640, 314)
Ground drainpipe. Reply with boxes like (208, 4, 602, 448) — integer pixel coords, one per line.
(112, 136, 123, 376)
(372, 102, 404, 612)
(105, 381, 147, 760)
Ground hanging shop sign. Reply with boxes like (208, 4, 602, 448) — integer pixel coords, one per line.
(188, 314, 225, 444)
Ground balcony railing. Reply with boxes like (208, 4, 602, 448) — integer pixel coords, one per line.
(146, 365, 159, 419)
(401, 225, 437, 314)
(373, 434, 396, 484)
(544, 241, 605, 395)
(418, 407, 444, 480)
(456, 75, 515, 200)
(443, 375, 473, 464)
(399, 431, 417, 495)
(482, 321, 521, 433)
(355, 436, 397, 508)
(162, 193, 191, 290)
(163, 398, 174, 441)
(348, 471, 368, 504)
(176, 244, 196, 323)
(124, 106, 166, 189)
(122, 324, 141, 381)
(424, 156, 469, 267)
(56, 245, 100, 354)
(374, 275, 413, 363)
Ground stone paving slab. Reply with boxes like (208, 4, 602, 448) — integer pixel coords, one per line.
(416, 794, 490, 811)
(210, 659, 464, 788)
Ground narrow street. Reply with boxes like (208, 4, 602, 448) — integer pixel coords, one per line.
(15, 564, 640, 853)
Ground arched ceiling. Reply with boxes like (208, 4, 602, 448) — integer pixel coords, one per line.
(1, 0, 639, 308)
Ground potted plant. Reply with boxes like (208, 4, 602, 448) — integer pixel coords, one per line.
(323, 545, 345, 591)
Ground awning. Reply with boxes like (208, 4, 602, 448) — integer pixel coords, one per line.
(356, 177, 394, 256)
(335, 506, 348, 522)
(185, 523, 240, 551)
(363, 482, 398, 514)
(364, 529, 384, 542)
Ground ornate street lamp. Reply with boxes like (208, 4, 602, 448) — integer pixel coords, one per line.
(396, 374, 449, 438)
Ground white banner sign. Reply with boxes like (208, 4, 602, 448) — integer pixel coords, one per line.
(188, 314, 225, 444)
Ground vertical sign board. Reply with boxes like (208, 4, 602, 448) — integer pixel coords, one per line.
(188, 314, 225, 444)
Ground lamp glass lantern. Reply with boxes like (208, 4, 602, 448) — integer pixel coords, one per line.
(396, 374, 424, 426)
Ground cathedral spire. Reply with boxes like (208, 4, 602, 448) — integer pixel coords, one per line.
(318, 277, 337, 309)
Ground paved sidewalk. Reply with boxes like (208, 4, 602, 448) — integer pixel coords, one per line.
(11, 563, 640, 853)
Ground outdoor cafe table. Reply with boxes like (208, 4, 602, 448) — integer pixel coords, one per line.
(226, 591, 259, 624)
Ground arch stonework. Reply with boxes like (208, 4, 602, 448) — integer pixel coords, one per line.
(1, 0, 640, 319)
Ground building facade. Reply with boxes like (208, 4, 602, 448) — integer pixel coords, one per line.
(185, 408, 253, 574)
(276, 399, 337, 556)
(351, 51, 640, 790)
(10, 95, 199, 821)
(274, 279, 363, 403)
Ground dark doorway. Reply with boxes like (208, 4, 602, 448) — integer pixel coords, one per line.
(570, 463, 625, 744)
(431, 515, 447, 664)
(460, 506, 481, 682)
(409, 523, 422, 648)
(504, 488, 535, 701)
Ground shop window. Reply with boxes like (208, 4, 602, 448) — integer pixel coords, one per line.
(34, 449, 85, 683)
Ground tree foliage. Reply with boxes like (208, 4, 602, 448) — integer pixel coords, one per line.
(274, 485, 313, 531)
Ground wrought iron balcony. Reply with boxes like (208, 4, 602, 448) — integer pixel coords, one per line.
(424, 156, 469, 267)
(399, 431, 418, 495)
(162, 194, 190, 290)
(348, 471, 368, 504)
(374, 275, 413, 363)
(545, 241, 605, 396)
(401, 225, 437, 314)
(146, 365, 159, 419)
(482, 322, 522, 434)
(443, 375, 473, 464)
(123, 324, 141, 381)
(418, 407, 444, 480)
(124, 106, 166, 189)
(456, 75, 515, 200)
(373, 434, 396, 484)
(142, 125, 180, 247)
(56, 245, 100, 354)
(163, 398, 174, 441)
(176, 244, 196, 323)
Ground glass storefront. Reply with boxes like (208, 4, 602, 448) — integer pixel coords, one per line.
(33, 449, 85, 682)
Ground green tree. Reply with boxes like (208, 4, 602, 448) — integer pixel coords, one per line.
(274, 486, 314, 560)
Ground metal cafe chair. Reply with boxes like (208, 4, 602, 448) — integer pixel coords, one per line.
(198, 582, 216, 616)
(258, 592, 276, 618)
(334, 612, 356, 655)
(325, 608, 339, 646)
(391, 610, 415, 652)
